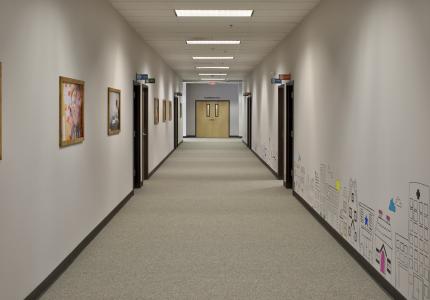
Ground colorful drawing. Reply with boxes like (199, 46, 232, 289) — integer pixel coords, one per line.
(374, 210, 393, 280)
(359, 202, 375, 262)
(389, 198, 396, 213)
(60, 77, 84, 147)
(108, 88, 120, 135)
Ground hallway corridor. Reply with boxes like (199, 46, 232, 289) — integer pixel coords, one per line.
(42, 139, 390, 299)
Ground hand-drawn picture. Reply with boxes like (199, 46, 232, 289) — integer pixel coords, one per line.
(60, 77, 84, 147)
(154, 98, 159, 125)
(395, 182, 430, 300)
(108, 88, 121, 135)
(374, 210, 393, 280)
(359, 202, 375, 263)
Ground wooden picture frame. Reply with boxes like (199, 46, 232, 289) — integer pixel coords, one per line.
(154, 98, 159, 125)
(108, 87, 121, 136)
(168, 101, 172, 121)
(0, 62, 2, 160)
(162, 100, 167, 122)
(59, 76, 85, 147)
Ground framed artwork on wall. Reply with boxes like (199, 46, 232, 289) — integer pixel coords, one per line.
(163, 100, 167, 122)
(0, 62, 2, 160)
(108, 87, 121, 135)
(168, 101, 172, 121)
(180, 103, 182, 119)
(154, 98, 159, 125)
(59, 76, 85, 147)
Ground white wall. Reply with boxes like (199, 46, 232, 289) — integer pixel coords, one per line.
(0, 0, 181, 299)
(245, 1, 430, 299)
(185, 83, 241, 136)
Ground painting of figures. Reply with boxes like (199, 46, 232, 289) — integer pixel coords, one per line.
(108, 88, 121, 135)
(60, 77, 84, 147)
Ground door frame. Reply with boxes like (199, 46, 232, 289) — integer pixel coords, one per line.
(247, 96, 252, 149)
(195, 100, 230, 138)
(174, 96, 179, 148)
(284, 81, 294, 189)
(142, 85, 149, 180)
(133, 81, 143, 188)
(278, 85, 285, 180)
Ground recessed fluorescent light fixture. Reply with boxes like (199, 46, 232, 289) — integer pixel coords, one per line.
(201, 78, 226, 81)
(196, 66, 230, 69)
(193, 56, 234, 60)
(187, 40, 241, 45)
(199, 73, 227, 76)
(175, 10, 253, 17)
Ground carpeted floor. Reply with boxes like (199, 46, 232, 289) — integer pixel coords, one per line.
(42, 139, 391, 300)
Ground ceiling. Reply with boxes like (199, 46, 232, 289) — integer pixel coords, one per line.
(109, 0, 321, 81)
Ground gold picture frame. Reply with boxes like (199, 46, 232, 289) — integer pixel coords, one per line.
(108, 87, 121, 136)
(154, 98, 159, 125)
(168, 101, 172, 121)
(0, 62, 2, 160)
(163, 100, 167, 122)
(59, 76, 85, 147)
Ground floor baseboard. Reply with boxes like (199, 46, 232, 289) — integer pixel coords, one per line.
(242, 140, 279, 179)
(292, 190, 406, 300)
(148, 144, 179, 178)
(25, 190, 135, 300)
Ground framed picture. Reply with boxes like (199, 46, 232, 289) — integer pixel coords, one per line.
(0, 62, 2, 160)
(180, 103, 182, 119)
(162, 100, 167, 122)
(59, 76, 85, 147)
(168, 101, 172, 121)
(108, 87, 121, 135)
(154, 98, 159, 125)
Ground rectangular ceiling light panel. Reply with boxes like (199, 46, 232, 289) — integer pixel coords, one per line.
(199, 74, 227, 76)
(196, 67, 230, 69)
(187, 40, 241, 45)
(175, 10, 253, 17)
(201, 78, 226, 81)
(193, 57, 234, 60)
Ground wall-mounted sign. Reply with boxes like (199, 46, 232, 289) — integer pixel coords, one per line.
(146, 78, 156, 84)
(136, 74, 149, 81)
(271, 78, 282, 84)
(279, 74, 291, 81)
(175, 92, 183, 97)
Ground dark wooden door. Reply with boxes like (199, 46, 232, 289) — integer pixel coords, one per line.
(278, 85, 285, 180)
(142, 86, 149, 180)
(284, 82, 294, 189)
(133, 82, 142, 188)
(174, 96, 179, 148)
(247, 96, 252, 149)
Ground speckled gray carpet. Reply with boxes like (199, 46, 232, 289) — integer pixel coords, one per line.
(42, 139, 391, 300)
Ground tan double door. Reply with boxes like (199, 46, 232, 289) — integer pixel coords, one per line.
(196, 101, 230, 138)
